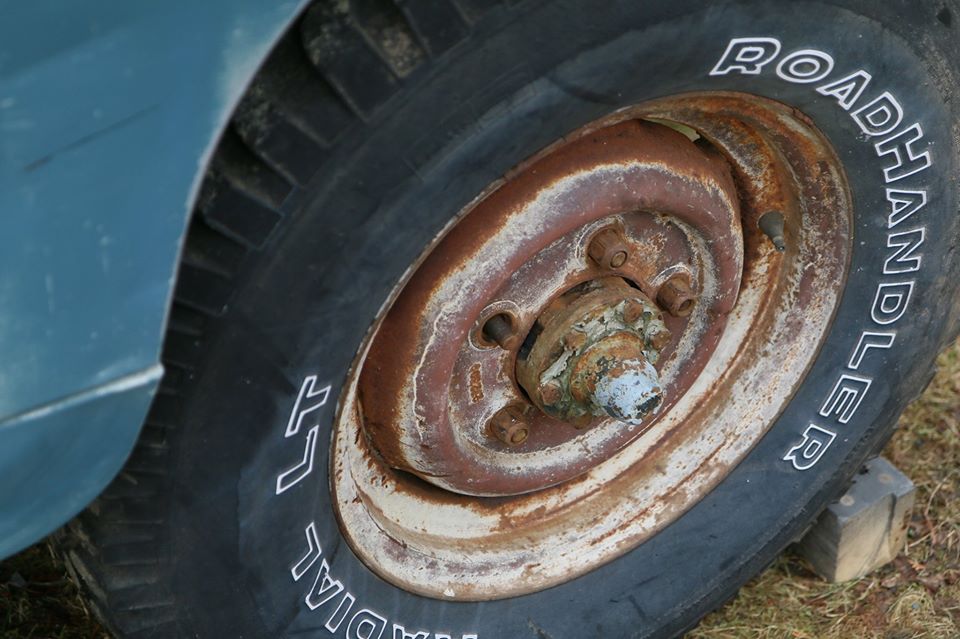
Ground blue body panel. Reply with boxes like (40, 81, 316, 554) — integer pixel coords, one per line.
(0, 1, 305, 558)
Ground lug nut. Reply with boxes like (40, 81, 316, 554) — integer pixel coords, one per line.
(657, 276, 697, 317)
(588, 228, 630, 270)
(488, 404, 530, 445)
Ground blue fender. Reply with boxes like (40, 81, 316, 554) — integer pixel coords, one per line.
(0, 0, 307, 559)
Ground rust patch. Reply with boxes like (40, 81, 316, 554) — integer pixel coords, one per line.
(469, 363, 484, 403)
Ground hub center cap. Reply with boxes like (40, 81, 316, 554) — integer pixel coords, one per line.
(516, 277, 670, 427)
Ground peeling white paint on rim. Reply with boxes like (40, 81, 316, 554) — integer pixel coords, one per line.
(329, 94, 852, 601)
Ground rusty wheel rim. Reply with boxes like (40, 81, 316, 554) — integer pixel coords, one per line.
(331, 92, 851, 600)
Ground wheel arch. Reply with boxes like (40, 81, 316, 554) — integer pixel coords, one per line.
(0, 0, 308, 560)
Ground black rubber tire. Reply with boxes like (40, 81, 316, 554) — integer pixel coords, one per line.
(61, 1, 960, 638)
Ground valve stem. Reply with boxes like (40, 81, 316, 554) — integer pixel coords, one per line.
(759, 210, 786, 252)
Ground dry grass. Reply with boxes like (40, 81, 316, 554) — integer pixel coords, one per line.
(1, 341, 958, 638)
(691, 339, 960, 639)
(0, 543, 108, 639)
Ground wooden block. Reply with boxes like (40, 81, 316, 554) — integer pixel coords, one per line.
(795, 456, 915, 583)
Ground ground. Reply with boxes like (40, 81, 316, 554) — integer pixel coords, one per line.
(692, 339, 960, 639)
(2, 340, 958, 638)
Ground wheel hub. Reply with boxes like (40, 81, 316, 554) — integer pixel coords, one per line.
(334, 93, 852, 600)
(516, 277, 670, 427)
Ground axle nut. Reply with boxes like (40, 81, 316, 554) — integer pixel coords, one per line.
(569, 332, 663, 425)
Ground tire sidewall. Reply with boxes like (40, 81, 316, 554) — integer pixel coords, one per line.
(169, 2, 960, 637)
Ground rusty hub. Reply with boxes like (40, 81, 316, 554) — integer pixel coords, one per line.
(333, 92, 852, 601)
(516, 277, 669, 427)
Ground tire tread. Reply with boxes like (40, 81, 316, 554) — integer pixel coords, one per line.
(59, 4, 468, 635)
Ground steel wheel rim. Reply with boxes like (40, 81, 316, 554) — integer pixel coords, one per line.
(330, 91, 852, 600)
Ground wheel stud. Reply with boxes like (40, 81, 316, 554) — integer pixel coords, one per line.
(588, 228, 630, 270)
(481, 313, 520, 349)
(657, 275, 697, 317)
(488, 404, 530, 445)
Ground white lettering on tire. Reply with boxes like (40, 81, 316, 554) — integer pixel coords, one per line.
(776, 49, 834, 83)
(291, 522, 478, 639)
(709, 37, 782, 75)
(277, 385, 479, 636)
(276, 375, 332, 495)
(783, 424, 837, 471)
(709, 37, 932, 470)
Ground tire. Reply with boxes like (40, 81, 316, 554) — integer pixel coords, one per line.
(61, 1, 960, 638)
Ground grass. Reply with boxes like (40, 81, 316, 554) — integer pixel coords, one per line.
(2, 340, 958, 638)
(0, 543, 107, 639)
(692, 339, 960, 639)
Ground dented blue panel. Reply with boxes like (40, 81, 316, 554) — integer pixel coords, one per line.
(0, 0, 306, 559)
